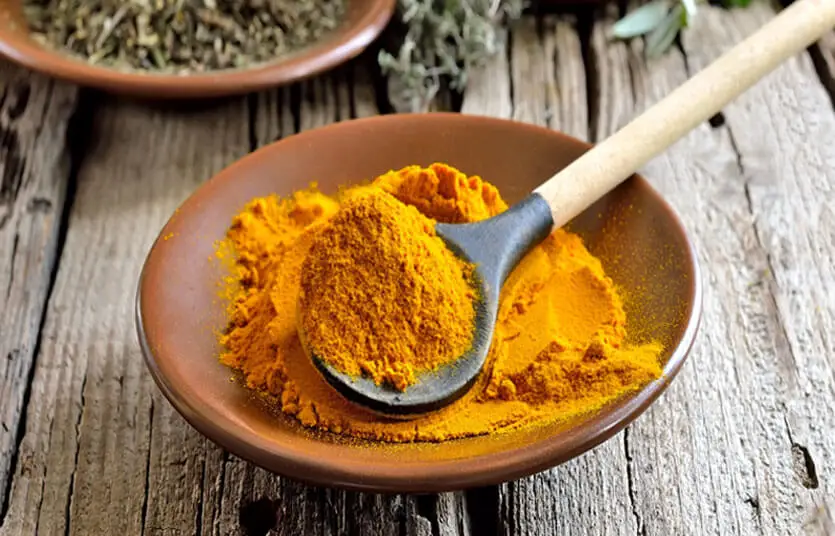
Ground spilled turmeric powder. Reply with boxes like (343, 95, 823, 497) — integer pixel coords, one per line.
(219, 163, 664, 443)
(298, 189, 476, 391)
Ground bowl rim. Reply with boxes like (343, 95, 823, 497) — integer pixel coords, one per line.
(136, 113, 703, 492)
(0, 0, 395, 98)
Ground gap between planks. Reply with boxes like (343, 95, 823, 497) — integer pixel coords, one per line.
(595, 4, 834, 535)
(0, 64, 78, 522)
(809, 31, 835, 107)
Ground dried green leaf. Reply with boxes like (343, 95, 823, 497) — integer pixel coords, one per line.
(645, 4, 683, 58)
(379, 0, 524, 112)
(611, 1, 671, 39)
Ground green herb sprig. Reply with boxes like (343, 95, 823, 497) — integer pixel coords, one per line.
(611, 0, 753, 58)
(378, 0, 525, 112)
(379, 0, 755, 112)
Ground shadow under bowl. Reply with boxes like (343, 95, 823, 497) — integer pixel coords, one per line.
(0, 0, 394, 98)
(137, 113, 702, 493)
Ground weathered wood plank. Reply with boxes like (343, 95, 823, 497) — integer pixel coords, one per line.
(592, 4, 835, 534)
(511, 17, 587, 139)
(683, 1, 835, 523)
(594, 20, 760, 535)
(254, 59, 380, 147)
(0, 63, 78, 518)
(461, 28, 512, 119)
(145, 386, 227, 535)
(461, 16, 641, 536)
(0, 97, 251, 536)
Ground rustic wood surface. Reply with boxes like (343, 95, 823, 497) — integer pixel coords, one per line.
(0, 68, 77, 514)
(0, 4, 834, 536)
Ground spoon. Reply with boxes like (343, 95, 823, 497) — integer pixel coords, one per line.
(305, 0, 835, 416)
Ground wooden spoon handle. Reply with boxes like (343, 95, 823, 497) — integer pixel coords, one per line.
(534, 0, 835, 229)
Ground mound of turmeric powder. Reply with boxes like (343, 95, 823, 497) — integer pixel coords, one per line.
(219, 163, 663, 443)
(297, 189, 476, 390)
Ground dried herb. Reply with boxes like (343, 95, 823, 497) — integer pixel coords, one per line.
(24, 0, 346, 73)
(378, 0, 525, 112)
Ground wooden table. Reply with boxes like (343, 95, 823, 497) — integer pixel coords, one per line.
(1, 4, 834, 535)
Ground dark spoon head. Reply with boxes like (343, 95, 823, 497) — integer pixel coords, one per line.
(303, 193, 554, 416)
(301, 271, 496, 417)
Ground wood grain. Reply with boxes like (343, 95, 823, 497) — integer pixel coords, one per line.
(460, 26, 512, 119)
(0, 59, 472, 536)
(592, 4, 835, 534)
(685, 2, 835, 524)
(0, 97, 251, 536)
(510, 17, 587, 138)
(0, 63, 78, 516)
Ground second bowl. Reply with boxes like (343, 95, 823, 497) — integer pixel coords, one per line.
(0, 0, 395, 98)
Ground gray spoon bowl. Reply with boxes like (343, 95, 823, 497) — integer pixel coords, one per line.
(305, 194, 554, 415)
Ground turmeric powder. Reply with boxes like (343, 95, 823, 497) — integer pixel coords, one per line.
(298, 190, 476, 391)
(219, 163, 664, 443)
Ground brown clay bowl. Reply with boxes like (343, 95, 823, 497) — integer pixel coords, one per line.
(0, 0, 394, 98)
(137, 113, 702, 492)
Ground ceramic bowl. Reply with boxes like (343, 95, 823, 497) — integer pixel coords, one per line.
(136, 113, 702, 492)
(0, 0, 394, 98)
